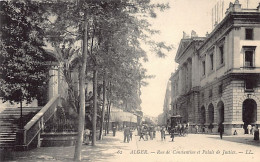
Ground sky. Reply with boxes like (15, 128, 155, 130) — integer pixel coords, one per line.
(140, 0, 259, 117)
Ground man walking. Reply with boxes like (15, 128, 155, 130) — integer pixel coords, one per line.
(124, 126, 130, 143)
(218, 123, 224, 139)
(160, 126, 166, 141)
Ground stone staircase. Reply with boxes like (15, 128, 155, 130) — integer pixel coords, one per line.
(0, 107, 42, 149)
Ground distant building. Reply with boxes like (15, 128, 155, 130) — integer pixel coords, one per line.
(170, 1, 260, 135)
(162, 81, 172, 125)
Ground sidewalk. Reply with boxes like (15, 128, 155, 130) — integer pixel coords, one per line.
(1, 130, 259, 161)
(2, 131, 128, 161)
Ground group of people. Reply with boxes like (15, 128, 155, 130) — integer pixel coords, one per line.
(246, 124, 259, 140)
(123, 126, 133, 143)
(139, 125, 156, 141)
(176, 123, 189, 136)
(121, 123, 259, 143)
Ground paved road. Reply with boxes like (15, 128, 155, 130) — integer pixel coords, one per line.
(5, 130, 260, 162)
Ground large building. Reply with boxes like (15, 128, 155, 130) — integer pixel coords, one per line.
(170, 1, 260, 135)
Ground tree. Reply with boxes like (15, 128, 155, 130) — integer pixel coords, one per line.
(76, 0, 171, 135)
(31, 0, 171, 160)
(0, 1, 48, 120)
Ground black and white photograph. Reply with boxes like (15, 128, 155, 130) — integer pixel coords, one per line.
(0, 0, 260, 161)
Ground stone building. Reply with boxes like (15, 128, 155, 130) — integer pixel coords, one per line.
(170, 1, 260, 135)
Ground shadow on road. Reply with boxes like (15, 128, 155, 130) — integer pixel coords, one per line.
(3, 134, 129, 162)
(207, 135, 260, 147)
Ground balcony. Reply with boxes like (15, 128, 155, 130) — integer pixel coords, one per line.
(244, 61, 253, 68)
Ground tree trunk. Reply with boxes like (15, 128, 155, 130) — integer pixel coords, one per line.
(99, 73, 106, 140)
(20, 101, 23, 129)
(104, 101, 108, 136)
(92, 69, 97, 146)
(106, 81, 112, 134)
(106, 101, 111, 134)
(74, 11, 88, 161)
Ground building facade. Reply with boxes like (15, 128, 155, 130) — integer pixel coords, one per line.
(170, 1, 260, 135)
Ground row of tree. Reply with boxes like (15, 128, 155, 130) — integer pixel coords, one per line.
(0, 0, 171, 160)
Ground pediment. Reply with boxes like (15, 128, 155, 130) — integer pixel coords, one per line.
(175, 39, 192, 62)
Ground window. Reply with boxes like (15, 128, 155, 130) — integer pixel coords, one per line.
(209, 89, 213, 98)
(210, 53, 214, 70)
(243, 46, 256, 68)
(245, 79, 254, 92)
(201, 93, 204, 100)
(218, 84, 223, 94)
(245, 28, 253, 40)
(202, 61, 205, 76)
(219, 45, 224, 65)
(245, 51, 253, 67)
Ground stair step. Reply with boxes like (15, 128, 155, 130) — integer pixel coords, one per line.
(0, 141, 15, 145)
(1, 111, 40, 114)
(0, 132, 16, 135)
(0, 145, 14, 147)
(4, 107, 42, 110)
(0, 123, 17, 126)
(0, 127, 18, 130)
(0, 129, 17, 132)
(0, 137, 16, 141)
(0, 112, 38, 116)
(0, 135, 16, 138)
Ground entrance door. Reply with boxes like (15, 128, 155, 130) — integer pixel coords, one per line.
(217, 101, 224, 124)
(242, 99, 257, 133)
(208, 103, 214, 124)
(201, 106, 206, 124)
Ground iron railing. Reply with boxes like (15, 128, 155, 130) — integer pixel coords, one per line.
(16, 95, 60, 149)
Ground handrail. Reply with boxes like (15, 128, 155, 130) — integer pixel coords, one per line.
(16, 94, 60, 149)
(24, 95, 60, 130)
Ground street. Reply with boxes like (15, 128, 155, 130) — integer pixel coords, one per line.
(6, 130, 260, 162)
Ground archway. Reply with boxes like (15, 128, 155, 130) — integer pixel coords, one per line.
(242, 99, 257, 133)
(208, 103, 214, 124)
(200, 106, 206, 124)
(217, 101, 224, 124)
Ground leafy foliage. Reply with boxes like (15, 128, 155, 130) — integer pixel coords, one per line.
(0, 1, 48, 103)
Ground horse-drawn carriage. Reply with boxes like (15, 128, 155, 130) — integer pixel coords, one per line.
(167, 115, 188, 136)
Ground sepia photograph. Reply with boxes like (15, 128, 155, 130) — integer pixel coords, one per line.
(0, 0, 260, 161)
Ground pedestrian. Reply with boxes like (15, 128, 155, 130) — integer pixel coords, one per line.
(180, 124, 185, 136)
(129, 128, 133, 141)
(170, 128, 175, 141)
(252, 125, 255, 135)
(83, 129, 90, 145)
(208, 123, 213, 133)
(185, 123, 189, 135)
(160, 126, 166, 141)
(247, 124, 252, 135)
(218, 123, 224, 139)
(254, 125, 259, 141)
(195, 124, 199, 134)
(139, 130, 145, 141)
(143, 126, 148, 141)
(112, 126, 116, 137)
(149, 126, 154, 140)
(123, 126, 130, 143)
(202, 125, 205, 134)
